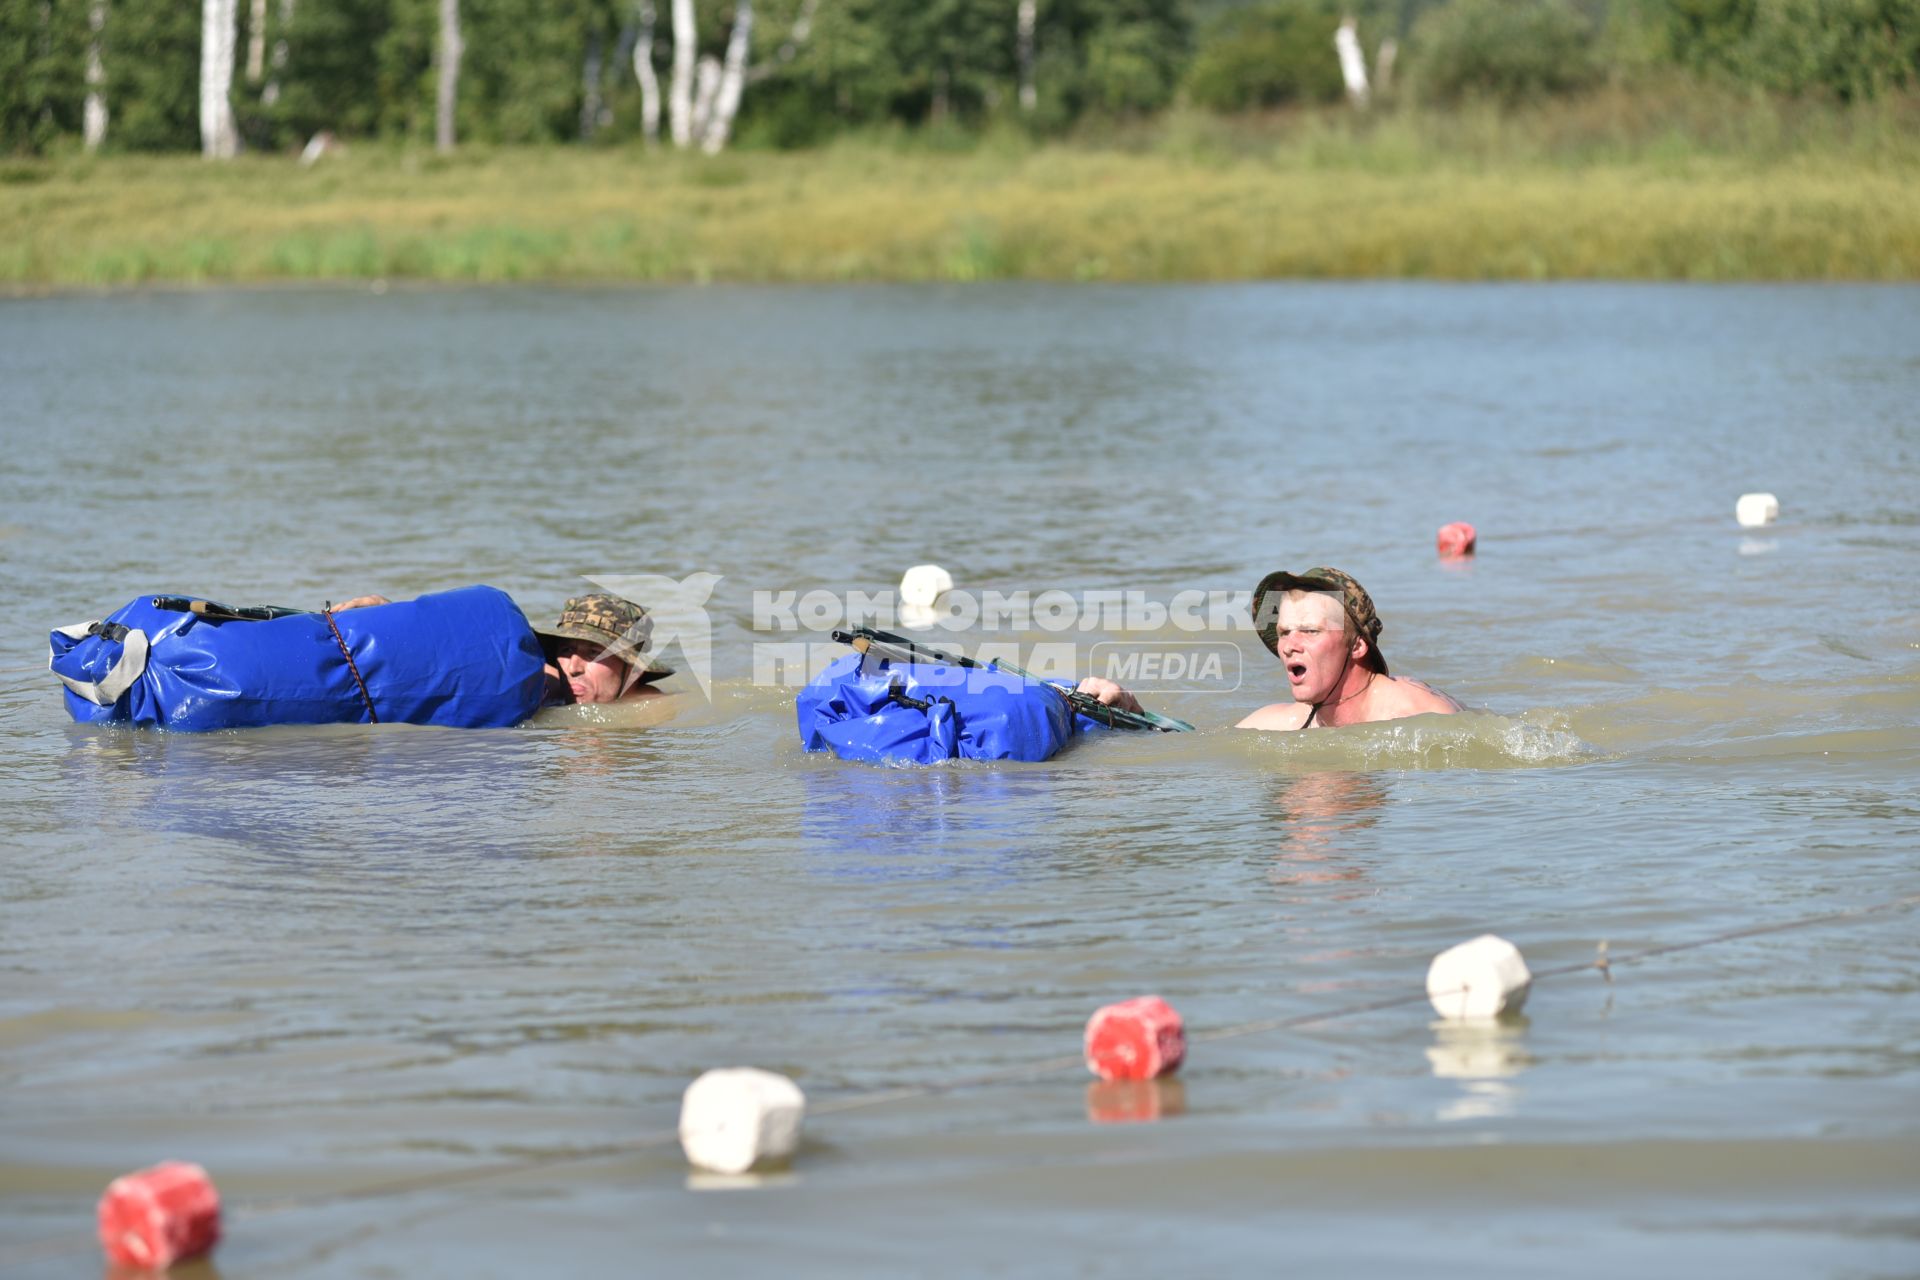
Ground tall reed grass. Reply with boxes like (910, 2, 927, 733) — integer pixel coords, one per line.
(5, 88, 1916, 287)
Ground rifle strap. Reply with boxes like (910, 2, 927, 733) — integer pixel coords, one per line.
(321, 605, 380, 724)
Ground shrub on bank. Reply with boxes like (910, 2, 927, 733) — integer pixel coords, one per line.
(1647, 0, 1920, 101)
(1184, 2, 1346, 111)
(1411, 0, 1601, 105)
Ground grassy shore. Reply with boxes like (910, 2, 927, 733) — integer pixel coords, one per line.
(6, 91, 1919, 286)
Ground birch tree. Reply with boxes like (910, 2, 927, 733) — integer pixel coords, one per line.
(436, 0, 462, 153)
(699, 0, 751, 153)
(83, 0, 107, 151)
(245, 0, 266, 82)
(668, 0, 694, 146)
(1016, 0, 1035, 111)
(1373, 38, 1397, 98)
(200, 0, 239, 157)
(261, 0, 293, 106)
(1333, 16, 1368, 108)
(581, 27, 605, 138)
(632, 0, 661, 144)
(683, 0, 817, 153)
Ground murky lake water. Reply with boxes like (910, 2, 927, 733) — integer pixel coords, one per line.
(3, 284, 1918, 1276)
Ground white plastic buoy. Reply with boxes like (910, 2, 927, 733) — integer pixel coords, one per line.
(1735, 493, 1780, 528)
(898, 564, 954, 610)
(1426, 934, 1532, 1021)
(678, 1068, 806, 1175)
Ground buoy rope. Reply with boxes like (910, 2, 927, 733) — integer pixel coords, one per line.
(17, 892, 1917, 1261)
(320, 604, 379, 724)
(251, 889, 1920, 1198)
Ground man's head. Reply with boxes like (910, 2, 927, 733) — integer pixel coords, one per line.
(1252, 567, 1388, 696)
(537, 593, 674, 703)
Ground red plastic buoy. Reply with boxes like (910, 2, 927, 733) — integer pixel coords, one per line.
(1436, 521, 1477, 560)
(1084, 995, 1186, 1081)
(97, 1161, 221, 1270)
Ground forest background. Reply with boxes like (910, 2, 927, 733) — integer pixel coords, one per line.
(3, 0, 1917, 284)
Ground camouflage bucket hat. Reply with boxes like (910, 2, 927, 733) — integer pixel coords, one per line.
(537, 593, 675, 683)
(1251, 566, 1389, 676)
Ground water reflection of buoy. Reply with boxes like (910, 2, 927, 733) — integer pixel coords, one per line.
(679, 1068, 807, 1175)
(1085, 1077, 1188, 1124)
(97, 1161, 221, 1269)
(1084, 996, 1187, 1081)
(1426, 934, 1532, 1021)
(686, 1169, 802, 1192)
(898, 601, 942, 630)
(1427, 1020, 1532, 1122)
(1436, 521, 1477, 560)
(1735, 492, 1780, 527)
(1425, 1019, 1533, 1080)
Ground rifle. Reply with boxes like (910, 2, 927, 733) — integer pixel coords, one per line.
(832, 626, 1194, 733)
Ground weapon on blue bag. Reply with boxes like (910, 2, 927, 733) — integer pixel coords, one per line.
(150, 596, 313, 623)
(832, 626, 1195, 734)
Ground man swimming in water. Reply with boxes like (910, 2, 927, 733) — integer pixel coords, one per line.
(334, 591, 671, 705)
(1077, 566, 1459, 730)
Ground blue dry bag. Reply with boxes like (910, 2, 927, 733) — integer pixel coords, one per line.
(796, 652, 1088, 765)
(49, 585, 547, 731)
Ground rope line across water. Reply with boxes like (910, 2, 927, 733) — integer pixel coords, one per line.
(18, 892, 1919, 1263)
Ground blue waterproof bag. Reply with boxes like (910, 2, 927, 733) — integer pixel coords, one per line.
(796, 652, 1087, 765)
(49, 585, 547, 731)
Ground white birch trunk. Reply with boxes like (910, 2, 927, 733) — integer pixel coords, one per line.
(669, 0, 696, 148)
(581, 29, 605, 138)
(1334, 17, 1369, 109)
(1374, 38, 1397, 98)
(436, 0, 462, 153)
(245, 0, 266, 81)
(83, 0, 108, 152)
(1016, 0, 1036, 112)
(200, 0, 240, 158)
(263, 0, 293, 105)
(699, 0, 751, 154)
(690, 54, 720, 142)
(635, 0, 661, 144)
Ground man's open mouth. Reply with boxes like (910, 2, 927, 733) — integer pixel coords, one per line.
(1287, 662, 1308, 680)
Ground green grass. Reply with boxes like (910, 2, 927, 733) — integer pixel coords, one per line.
(6, 88, 1919, 286)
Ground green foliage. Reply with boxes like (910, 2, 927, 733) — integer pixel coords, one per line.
(1410, 0, 1600, 104)
(3, 0, 1916, 156)
(1184, 1, 1345, 111)
(373, 0, 437, 143)
(1645, 0, 1919, 99)
(1, 0, 91, 153)
(462, 0, 609, 143)
(256, 0, 402, 148)
(1046, 0, 1191, 119)
(104, 0, 200, 151)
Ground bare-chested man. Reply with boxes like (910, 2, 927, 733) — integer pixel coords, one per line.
(1079, 566, 1459, 730)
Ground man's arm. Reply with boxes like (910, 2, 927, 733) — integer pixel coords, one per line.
(1075, 676, 1143, 714)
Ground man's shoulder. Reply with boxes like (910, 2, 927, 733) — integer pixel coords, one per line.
(1236, 701, 1312, 731)
(1379, 676, 1461, 717)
